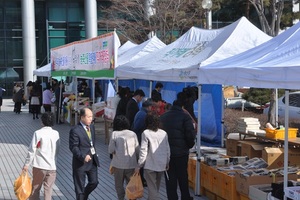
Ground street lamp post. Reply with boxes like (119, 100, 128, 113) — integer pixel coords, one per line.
(202, 0, 213, 29)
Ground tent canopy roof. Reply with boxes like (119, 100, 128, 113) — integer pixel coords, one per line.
(33, 63, 51, 77)
(117, 36, 166, 67)
(198, 20, 300, 90)
(115, 16, 272, 82)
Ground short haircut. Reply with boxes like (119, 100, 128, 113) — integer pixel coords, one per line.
(133, 89, 145, 97)
(41, 112, 55, 127)
(113, 115, 130, 131)
(155, 82, 163, 88)
(79, 108, 89, 117)
(145, 114, 159, 132)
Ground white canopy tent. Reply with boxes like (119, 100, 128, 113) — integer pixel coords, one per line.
(198, 21, 300, 198)
(198, 21, 300, 89)
(117, 35, 166, 67)
(118, 40, 138, 57)
(115, 16, 272, 146)
(33, 63, 51, 77)
(115, 17, 271, 82)
(116, 17, 272, 195)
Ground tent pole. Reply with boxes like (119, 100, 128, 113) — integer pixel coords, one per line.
(195, 84, 202, 196)
(275, 88, 278, 127)
(149, 81, 153, 98)
(221, 87, 224, 147)
(75, 77, 78, 125)
(283, 90, 289, 199)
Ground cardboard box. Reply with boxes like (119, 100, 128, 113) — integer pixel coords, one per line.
(248, 184, 277, 200)
(235, 172, 297, 196)
(239, 140, 273, 159)
(226, 138, 241, 156)
(262, 147, 300, 169)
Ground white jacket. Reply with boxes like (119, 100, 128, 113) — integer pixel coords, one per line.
(25, 126, 60, 170)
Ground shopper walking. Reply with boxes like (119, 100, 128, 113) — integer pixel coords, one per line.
(22, 112, 60, 200)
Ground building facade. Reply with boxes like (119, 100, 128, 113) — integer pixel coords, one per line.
(0, 0, 110, 97)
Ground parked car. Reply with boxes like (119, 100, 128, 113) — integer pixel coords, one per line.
(263, 91, 300, 120)
(225, 97, 261, 109)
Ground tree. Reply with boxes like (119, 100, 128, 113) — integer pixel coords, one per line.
(98, 0, 204, 44)
(247, 0, 287, 126)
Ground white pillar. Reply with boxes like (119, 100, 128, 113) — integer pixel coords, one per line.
(85, 0, 98, 39)
(22, 0, 36, 85)
(207, 10, 212, 30)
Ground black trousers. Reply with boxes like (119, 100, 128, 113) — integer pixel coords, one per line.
(165, 155, 192, 200)
(73, 162, 99, 200)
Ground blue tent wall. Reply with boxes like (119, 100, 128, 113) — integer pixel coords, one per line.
(117, 80, 223, 147)
(201, 84, 223, 146)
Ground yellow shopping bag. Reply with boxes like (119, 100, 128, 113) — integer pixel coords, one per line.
(14, 171, 32, 200)
(125, 172, 144, 199)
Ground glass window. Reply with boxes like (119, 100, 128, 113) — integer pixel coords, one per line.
(283, 94, 300, 107)
(68, 2, 84, 22)
(5, 7, 21, 23)
(8, 29, 22, 37)
(49, 30, 67, 37)
(0, 39, 4, 65)
(6, 37, 22, 61)
(35, 2, 46, 23)
(49, 22, 67, 30)
(0, 28, 4, 37)
(48, 3, 67, 21)
(49, 38, 66, 49)
(0, 7, 4, 22)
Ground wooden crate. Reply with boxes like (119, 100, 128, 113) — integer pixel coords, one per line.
(219, 171, 239, 200)
(188, 156, 196, 190)
(238, 192, 250, 200)
(211, 167, 222, 195)
(200, 162, 213, 191)
(201, 186, 225, 200)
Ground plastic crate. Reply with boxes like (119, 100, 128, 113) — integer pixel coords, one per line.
(265, 128, 298, 139)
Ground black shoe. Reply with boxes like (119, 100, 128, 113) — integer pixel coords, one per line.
(33, 115, 35, 119)
(36, 116, 39, 119)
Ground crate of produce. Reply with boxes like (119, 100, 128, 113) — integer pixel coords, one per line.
(265, 128, 298, 139)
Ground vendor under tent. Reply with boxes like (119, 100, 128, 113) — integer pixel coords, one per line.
(116, 16, 271, 146)
(198, 20, 300, 199)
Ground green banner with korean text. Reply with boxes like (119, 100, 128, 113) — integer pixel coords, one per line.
(51, 32, 120, 79)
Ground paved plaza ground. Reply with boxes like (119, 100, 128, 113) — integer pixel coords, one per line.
(0, 99, 208, 200)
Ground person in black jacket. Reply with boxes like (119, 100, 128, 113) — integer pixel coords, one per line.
(125, 89, 145, 128)
(160, 92, 196, 200)
(151, 82, 163, 102)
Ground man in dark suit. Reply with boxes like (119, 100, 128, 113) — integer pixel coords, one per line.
(69, 108, 100, 200)
(151, 82, 163, 102)
(125, 89, 145, 128)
